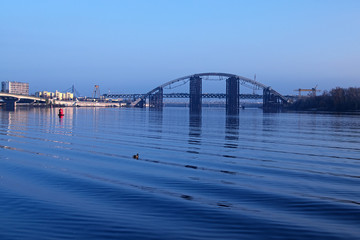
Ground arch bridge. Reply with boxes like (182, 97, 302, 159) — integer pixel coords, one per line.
(130, 73, 288, 113)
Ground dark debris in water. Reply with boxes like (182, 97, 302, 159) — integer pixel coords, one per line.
(186, 150, 199, 154)
(185, 165, 198, 169)
(181, 195, 193, 200)
(217, 202, 231, 208)
(220, 170, 236, 175)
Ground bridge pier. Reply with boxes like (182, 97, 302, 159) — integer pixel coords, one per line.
(189, 76, 202, 113)
(2, 97, 19, 111)
(226, 77, 240, 115)
(149, 87, 163, 109)
(263, 87, 283, 112)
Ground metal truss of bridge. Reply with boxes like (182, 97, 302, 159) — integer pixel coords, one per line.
(106, 72, 288, 113)
(105, 93, 264, 100)
(0, 92, 46, 110)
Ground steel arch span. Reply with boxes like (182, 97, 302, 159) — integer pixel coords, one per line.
(130, 72, 288, 110)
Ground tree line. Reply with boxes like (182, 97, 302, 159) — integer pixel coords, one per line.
(288, 87, 360, 112)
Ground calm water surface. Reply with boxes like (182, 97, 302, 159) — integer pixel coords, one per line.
(0, 107, 359, 240)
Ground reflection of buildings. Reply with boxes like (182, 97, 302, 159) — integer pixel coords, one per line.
(1, 81, 29, 95)
(1, 108, 30, 136)
(33, 107, 75, 135)
(0, 108, 74, 146)
(35, 91, 74, 100)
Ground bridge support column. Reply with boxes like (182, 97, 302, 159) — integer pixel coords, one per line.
(3, 98, 18, 111)
(226, 77, 240, 115)
(189, 76, 202, 113)
(149, 87, 163, 109)
(263, 87, 282, 112)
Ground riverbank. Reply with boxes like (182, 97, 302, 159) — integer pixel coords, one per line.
(14, 100, 127, 108)
(287, 87, 360, 112)
(286, 109, 360, 115)
(55, 100, 126, 107)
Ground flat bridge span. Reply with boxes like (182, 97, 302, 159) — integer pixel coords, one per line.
(0, 92, 46, 109)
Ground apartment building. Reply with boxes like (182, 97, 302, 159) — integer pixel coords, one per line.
(35, 90, 74, 100)
(1, 81, 29, 95)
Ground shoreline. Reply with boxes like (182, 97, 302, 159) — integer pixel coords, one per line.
(285, 109, 360, 115)
(0, 100, 126, 108)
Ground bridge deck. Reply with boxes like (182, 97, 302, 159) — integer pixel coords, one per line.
(0, 92, 46, 102)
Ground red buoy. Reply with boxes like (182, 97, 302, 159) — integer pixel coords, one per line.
(58, 108, 64, 117)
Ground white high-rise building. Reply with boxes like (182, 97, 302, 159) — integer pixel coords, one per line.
(1, 81, 29, 95)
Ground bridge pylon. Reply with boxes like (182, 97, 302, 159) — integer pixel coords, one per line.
(226, 76, 240, 115)
(263, 87, 284, 112)
(2, 97, 19, 111)
(149, 87, 163, 109)
(189, 76, 202, 113)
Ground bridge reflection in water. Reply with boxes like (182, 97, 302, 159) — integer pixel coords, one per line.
(105, 72, 288, 114)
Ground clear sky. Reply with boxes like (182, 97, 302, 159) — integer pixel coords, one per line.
(1, 0, 359, 96)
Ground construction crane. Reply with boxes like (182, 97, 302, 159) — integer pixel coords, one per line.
(294, 85, 321, 97)
(92, 85, 101, 99)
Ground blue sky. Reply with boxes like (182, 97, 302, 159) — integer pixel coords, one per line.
(1, 0, 359, 96)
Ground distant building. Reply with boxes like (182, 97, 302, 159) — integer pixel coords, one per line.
(35, 90, 74, 100)
(1, 81, 29, 95)
(35, 91, 55, 99)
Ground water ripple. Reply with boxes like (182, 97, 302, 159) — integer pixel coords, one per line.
(1, 108, 359, 239)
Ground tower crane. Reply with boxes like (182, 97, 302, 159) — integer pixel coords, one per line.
(294, 85, 321, 97)
(92, 85, 101, 99)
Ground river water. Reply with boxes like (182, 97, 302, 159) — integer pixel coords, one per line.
(0, 107, 359, 240)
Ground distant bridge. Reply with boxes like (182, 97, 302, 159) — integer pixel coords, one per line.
(111, 72, 288, 113)
(0, 92, 46, 109)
